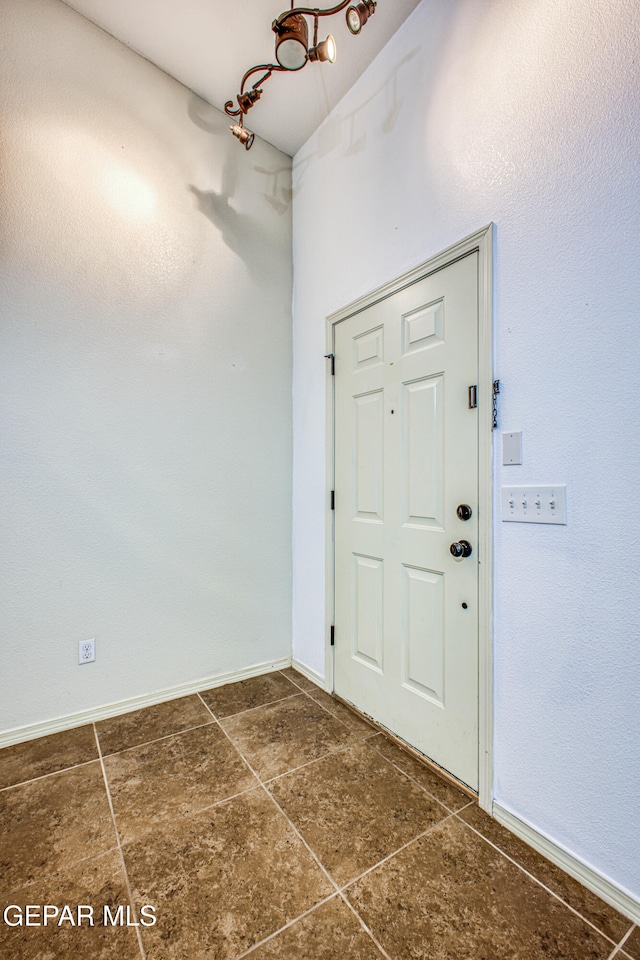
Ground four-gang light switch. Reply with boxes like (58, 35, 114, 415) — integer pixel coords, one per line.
(501, 485, 567, 524)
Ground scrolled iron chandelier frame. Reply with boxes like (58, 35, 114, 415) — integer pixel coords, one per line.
(225, 1, 377, 149)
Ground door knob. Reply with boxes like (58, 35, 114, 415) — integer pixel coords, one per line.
(456, 504, 472, 521)
(450, 540, 472, 559)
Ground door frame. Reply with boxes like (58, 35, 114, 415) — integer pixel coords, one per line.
(324, 224, 494, 811)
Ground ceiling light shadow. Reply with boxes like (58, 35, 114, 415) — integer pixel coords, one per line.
(187, 182, 289, 287)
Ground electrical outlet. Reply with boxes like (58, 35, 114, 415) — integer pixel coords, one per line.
(78, 638, 96, 664)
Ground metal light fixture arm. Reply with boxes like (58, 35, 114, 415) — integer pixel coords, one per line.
(224, 64, 286, 119)
(225, 0, 377, 148)
(273, 0, 354, 29)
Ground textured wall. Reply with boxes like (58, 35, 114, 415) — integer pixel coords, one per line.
(292, 0, 640, 899)
(0, 0, 293, 731)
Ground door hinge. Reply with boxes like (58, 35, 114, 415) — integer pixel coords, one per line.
(330, 490, 335, 510)
(324, 353, 335, 375)
(492, 379, 500, 429)
(330, 625, 335, 646)
(468, 385, 478, 409)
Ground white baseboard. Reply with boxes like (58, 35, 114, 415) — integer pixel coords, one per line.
(291, 657, 325, 691)
(0, 658, 292, 749)
(492, 802, 640, 925)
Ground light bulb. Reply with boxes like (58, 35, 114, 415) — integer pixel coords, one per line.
(346, 6, 362, 34)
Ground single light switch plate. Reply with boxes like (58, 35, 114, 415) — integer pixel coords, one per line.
(501, 485, 567, 524)
(503, 431, 522, 465)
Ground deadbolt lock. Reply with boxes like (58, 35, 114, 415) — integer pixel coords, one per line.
(456, 504, 472, 521)
(450, 540, 473, 559)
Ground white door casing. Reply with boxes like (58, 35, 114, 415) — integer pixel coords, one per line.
(325, 227, 493, 804)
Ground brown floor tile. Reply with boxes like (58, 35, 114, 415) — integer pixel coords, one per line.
(220, 695, 356, 780)
(366, 732, 471, 812)
(95, 694, 212, 755)
(123, 787, 334, 960)
(0, 851, 140, 959)
(0, 762, 116, 895)
(346, 817, 613, 960)
(246, 896, 386, 959)
(0, 725, 98, 790)
(307, 689, 376, 738)
(279, 666, 320, 693)
(200, 672, 299, 718)
(622, 925, 640, 958)
(104, 723, 257, 843)
(458, 804, 630, 943)
(269, 740, 449, 885)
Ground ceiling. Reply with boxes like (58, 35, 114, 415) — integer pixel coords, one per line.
(61, 0, 422, 156)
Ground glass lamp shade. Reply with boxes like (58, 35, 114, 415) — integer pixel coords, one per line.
(275, 14, 309, 70)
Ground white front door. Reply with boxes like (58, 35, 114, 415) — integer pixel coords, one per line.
(333, 252, 479, 790)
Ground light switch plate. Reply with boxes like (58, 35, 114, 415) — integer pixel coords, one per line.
(503, 431, 522, 465)
(501, 485, 567, 524)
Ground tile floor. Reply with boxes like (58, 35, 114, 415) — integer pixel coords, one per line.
(0, 667, 637, 959)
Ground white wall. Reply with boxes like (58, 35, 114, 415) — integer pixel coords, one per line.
(0, 0, 293, 732)
(292, 0, 640, 901)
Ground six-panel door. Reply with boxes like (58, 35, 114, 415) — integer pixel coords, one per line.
(333, 252, 479, 790)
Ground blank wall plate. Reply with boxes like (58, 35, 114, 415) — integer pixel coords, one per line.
(501, 485, 567, 524)
(503, 431, 522, 465)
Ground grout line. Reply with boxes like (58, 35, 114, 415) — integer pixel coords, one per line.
(211, 712, 358, 955)
(261, 737, 373, 786)
(116, 782, 264, 849)
(1, 846, 121, 899)
(223, 703, 460, 960)
(212, 686, 464, 960)
(260, 781, 340, 893)
(214, 706, 394, 960)
(31, 676, 622, 959)
(220, 683, 361, 743)
(607, 942, 630, 960)
(364, 735, 472, 814)
(0, 755, 102, 793)
(339, 810, 460, 894)
(96, 718, 218, 760)
(337, 890, 393, 960)
(203, 687, 366, 788)
(93, 723, 147, 960)
(204, 678, 451, 960)
(206, 691, 304, 724)
(621, 923, 636, 946)
(213, 719, 340, 894)
(1, 709, 222, 792)
(615, 924, 635, 955)
(304, 687, 377, 733)
(453, 813, 620, 947)
(0, 694, 217, 793)
(196, 691, 218, 719)
(234, 893, 340, 959)
(301, 688, 380, 740)
(94, 692, 263, 851)
(276, 669, 318, 694)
